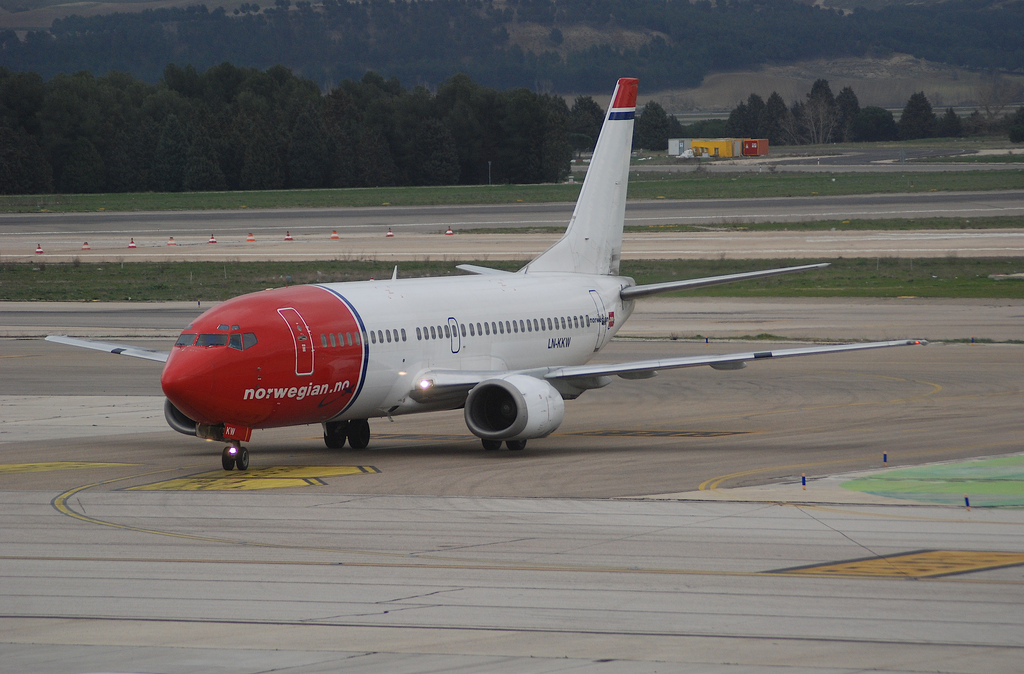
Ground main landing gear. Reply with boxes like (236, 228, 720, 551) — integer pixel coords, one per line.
(481, 439, 527, 451)
(221, 445, 249, 471)
(323, 419, 371, 450)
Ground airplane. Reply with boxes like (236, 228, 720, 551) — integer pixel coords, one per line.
(47, 77, 923, 471)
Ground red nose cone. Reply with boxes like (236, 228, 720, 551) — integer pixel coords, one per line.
(161, 348, 218, 424)
(162, 285, 368, 430)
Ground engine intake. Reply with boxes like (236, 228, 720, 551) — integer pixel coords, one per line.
(464, 375, 565, 441)
(164, 398, 198, 437)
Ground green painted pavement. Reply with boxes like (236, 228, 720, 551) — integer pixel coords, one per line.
(841, 454, 1024, 507)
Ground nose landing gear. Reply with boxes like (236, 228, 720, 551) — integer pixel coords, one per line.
(221, 445, 249, 471)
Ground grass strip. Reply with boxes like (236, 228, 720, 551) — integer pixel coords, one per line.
(0, 170, 1021, 213)
(2, 257, 1021, 302)
(622, 216, 1024, 232)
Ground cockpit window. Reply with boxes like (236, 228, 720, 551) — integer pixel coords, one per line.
(196, 334, 229, 347)
(243, 333, 258, 349)
(175, 334, 196, 346)
(217, 324, 230, 331)
(229, 334, 243, 350)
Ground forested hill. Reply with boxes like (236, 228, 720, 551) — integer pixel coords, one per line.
(1, 0, 1022, 92)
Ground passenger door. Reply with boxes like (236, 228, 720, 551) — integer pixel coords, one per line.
(277, 307, 314, 376)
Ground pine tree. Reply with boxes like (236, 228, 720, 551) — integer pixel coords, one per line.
(356, 126, 397, 187)
(183, 124, 226, 191)
(935, 108, 963, 138)
(633, 101, 671, 151)
(759, 92, 788, 145)
(151, 114, 188, 192)
(898, 92, 936, 141)
(287, 107, 330, 188)
(836, 87, 860, 142)
(0, 126, 52, 194)
(59, 138, 104, 193)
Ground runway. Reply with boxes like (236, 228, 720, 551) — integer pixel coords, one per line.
(1, 299, 1022, 671)
(2, 190, 1022, 251)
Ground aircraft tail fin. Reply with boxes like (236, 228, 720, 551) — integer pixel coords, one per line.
(522, 77, 637, 276)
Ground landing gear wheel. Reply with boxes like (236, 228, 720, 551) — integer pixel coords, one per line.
(505, 440, 527, 451)
(481, 439, 502, 451)
(235, 446, 249, 471)
(348, 419, 371, 449)
(221, 447, 236, 471)
(324, 420, 349, 449)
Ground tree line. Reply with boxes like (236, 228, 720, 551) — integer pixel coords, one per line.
(1, 0, 1021, 93)
(4, 64, 1023, 196)
(629, 80, 1024, 151)
(0, 65, 603, 195)
(720, 80, 1024, 147)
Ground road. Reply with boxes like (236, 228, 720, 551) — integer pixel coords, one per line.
(2, 191, 1023, 261)
(1, 298, 1022, 671)
(2, 191, 1022, 237)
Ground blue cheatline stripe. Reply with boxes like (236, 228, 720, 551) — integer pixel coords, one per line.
(608, 111, 635, 120)
(314, 285, 369, 416)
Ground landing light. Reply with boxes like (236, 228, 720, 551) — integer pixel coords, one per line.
(418, 379, 433, 390)
(227, 446, 238, 456)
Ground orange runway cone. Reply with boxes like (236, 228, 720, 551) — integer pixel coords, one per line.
(167, 237, 176, 246)
(246, 233, 256, 242)
(81, 242, 91, 250)
(128, 238, 137, 249)
(444, 227, 454, 236)
(208, 234, 217, 244)
(284, 231, 293, 241)
(35, 244, 44, 254)
(330, 230, 340, 240)
(385, 228, 394, 238)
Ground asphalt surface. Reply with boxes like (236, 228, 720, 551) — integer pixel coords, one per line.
(2, 191, 1023, 239)
(1, 286, 1022, 671)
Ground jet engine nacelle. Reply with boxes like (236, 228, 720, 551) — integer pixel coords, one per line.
(164, 398, 198, 437)
(464, 374, 565, 441)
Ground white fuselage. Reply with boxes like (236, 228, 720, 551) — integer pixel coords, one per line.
(327, 272, 635, 419)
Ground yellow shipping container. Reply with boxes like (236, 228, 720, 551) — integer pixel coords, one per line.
(690, 139, 735, 158)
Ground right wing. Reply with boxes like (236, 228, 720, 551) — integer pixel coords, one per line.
(45, 335, 170, 363)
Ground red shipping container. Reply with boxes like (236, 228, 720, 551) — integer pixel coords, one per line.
(742, 139, 769, 156)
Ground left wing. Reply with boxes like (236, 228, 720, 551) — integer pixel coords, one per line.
(544, 339, 924, 383)
(620, 263, 829, 300)
(410, 338, 924, 402)
(45, 335, 170, 363)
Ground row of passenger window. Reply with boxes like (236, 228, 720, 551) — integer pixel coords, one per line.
(417, 314, 589, 341)
(315, 314, 589, 351)
(318, 329, 405, 348)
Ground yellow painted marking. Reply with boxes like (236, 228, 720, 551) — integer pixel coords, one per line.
(127, 465, 379, 491)
(0, 462, 133, 474)
(778, 550, 1024, 578)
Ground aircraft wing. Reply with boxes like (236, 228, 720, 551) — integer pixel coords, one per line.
(411, 338, 924, 402)
(544, 339, 924, 384)
(45, 335, 170, 363)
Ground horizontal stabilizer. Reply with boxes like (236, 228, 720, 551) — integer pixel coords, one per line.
(45, 335, 169, 363)
(621, 263, 829, 300)
(456, 264, 514, 276)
